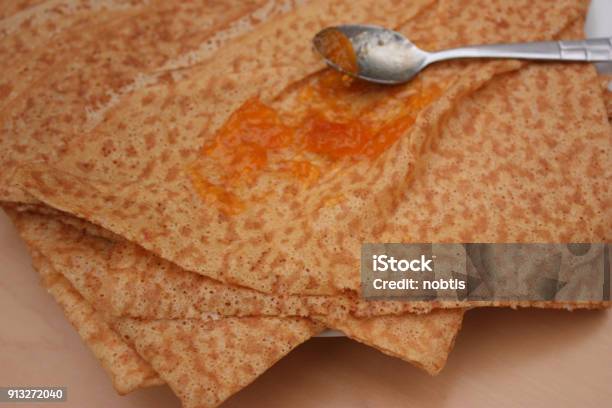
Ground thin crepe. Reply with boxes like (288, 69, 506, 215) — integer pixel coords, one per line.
(32, 255, 164, 395)
(7, 210, 462, 408)
(14, 213, 324, 407)
(7, 208, 464, 375)
(7, 0, 600, 298)
(11, 12, 610, 311)
(45, 269, 321, 408)
(4, 18, 608, 317)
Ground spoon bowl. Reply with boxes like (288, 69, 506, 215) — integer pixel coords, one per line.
(313, 25, 429, 84)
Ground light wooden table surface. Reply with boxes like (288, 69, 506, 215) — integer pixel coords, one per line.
(1, 210, 610, 408)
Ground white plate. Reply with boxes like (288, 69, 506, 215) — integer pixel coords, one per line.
(586, 0, 612, 84)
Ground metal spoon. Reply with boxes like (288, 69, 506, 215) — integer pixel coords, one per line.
(313, 25, 612, 84)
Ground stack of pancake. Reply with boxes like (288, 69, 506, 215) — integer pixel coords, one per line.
(1, 1, 609, 407)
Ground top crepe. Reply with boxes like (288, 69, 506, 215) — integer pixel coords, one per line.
(3, 0, 610, 298)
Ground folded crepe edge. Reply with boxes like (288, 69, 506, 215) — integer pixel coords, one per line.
(6, 206, 465, 374)
(22, 236, 326, 407)
(317, 310, 464, 375)
(5, 208, 327, 406)
(111, 316, 322, 408)
(30, 251, 164, 395)
(33, 248, 325, 407)
(8, 203, 608, 314)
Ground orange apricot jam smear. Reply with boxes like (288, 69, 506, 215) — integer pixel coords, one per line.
(190, 70, 444, 215)
(315, 28, 359, 74)
(189, 167, 245, 216)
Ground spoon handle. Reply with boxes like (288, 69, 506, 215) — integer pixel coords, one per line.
(430, 37, 612, 63)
